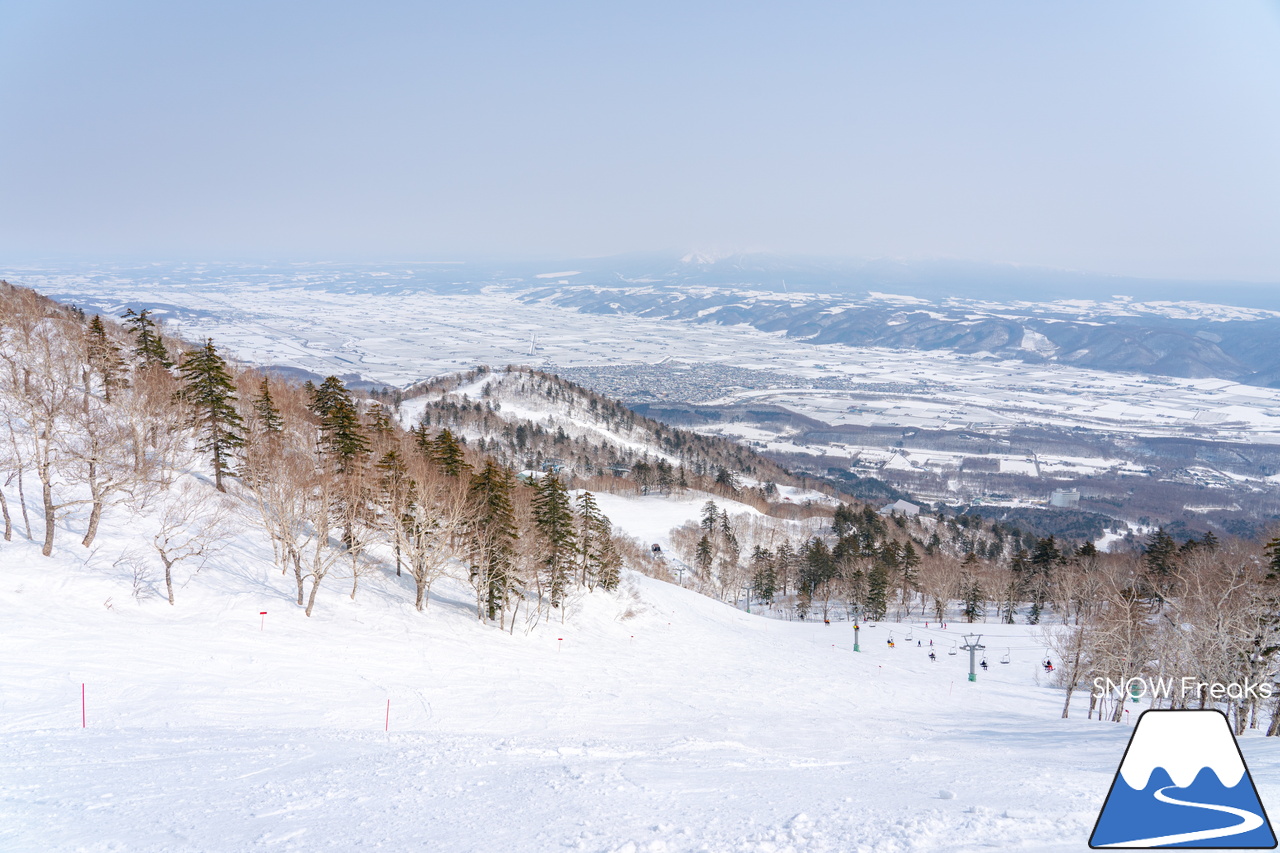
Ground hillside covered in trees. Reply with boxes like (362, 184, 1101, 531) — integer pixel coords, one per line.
(3, 279, 1280, 733)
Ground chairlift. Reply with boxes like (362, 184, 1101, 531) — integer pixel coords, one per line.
(948, 641, 958, 657)
(980, 658, 989, 670)
(905, 628, 914, 641)
(1000, 648, 1011, 665)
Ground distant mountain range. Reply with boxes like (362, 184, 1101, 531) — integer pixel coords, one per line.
(503, 251, 1280, 308)
(517, 280, 1280, 387)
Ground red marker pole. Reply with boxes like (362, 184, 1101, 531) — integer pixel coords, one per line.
(81, 683, 85, 728)
(385, 699, 390, 732)
(557, 638, 563, 652)
(260, 611, 267, 631)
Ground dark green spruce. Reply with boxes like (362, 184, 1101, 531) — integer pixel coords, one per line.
(177, 338, 244, 492)
(122, 307, 174, 369)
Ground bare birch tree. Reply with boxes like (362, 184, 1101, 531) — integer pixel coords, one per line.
(152, 481, 234, 605)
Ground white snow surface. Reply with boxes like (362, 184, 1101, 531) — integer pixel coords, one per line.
(3, 486, 1280, 852)
(1118, 711, 1246, 790)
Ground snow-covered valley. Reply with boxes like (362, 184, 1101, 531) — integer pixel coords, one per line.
(18, 262, 1280, 535)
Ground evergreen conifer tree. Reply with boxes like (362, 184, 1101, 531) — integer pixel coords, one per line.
(176, 338, 244, 492)
(695, 534, 714, 573)
(833, 503, 858, 539)
(1142, 527, 1178, 605)
(85, 314, 128, 401)
(700, 500, 719, 533)
(533, 475, 577, 607)
(324, 398, 369, 472)
(122, 307, 173, 369)
(960, 554, 985, 622)
(368, 404, 394, 442)
(866, 562, 890, 620)
(900, 541, 920, 609)
(411, 423, 433, 458)
(1265, 536, 1280, 582)
(774, 541, 795, 598)
(799, 538, 836, 599)
(376, 449, 409, 577)
(309, 376, 369, 472)
(576, 491, 619, 590)
(309, 376, 348, 420)
(750, 545, 777, 605)
(251, 377, 284, 435)
(466, 460, 519, 621)
(431, 428, 471, 477)
(714, 466, 738, 492)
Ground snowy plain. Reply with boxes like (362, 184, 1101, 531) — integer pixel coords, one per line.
(5, 487, 1280, 853)
(17, 268, 1280, 447)
(5, 266, 1280, 850)
(21, 265, 1280, 508)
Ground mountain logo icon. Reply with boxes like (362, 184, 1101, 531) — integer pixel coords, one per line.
(1090, 709, 1277, 848)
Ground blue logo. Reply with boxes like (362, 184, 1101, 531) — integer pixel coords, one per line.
(1090, 709, 1276, 848)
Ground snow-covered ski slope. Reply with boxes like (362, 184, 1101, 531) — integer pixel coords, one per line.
(6, 498, 1280, 853)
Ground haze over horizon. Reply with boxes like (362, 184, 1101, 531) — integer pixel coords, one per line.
(3, 1, 1279, 283)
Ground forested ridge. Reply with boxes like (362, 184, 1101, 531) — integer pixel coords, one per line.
(3, 279, 1280, 730)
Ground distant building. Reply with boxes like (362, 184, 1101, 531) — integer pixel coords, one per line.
(878, 499, 920, 517)
(541, 458, 568, 474)
(1050, 489, 1080, 508)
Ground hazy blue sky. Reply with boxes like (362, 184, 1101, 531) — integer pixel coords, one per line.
(2, 1, 1279, 280)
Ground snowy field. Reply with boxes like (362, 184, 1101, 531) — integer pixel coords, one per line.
(14, 267, 1280, 448)
(6, 514, 1280, 852)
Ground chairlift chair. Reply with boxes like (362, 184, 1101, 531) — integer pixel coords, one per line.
(905, 628, 913, 641)
(1000, 648, 1011, 665)
(948, 641, 957, 656)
